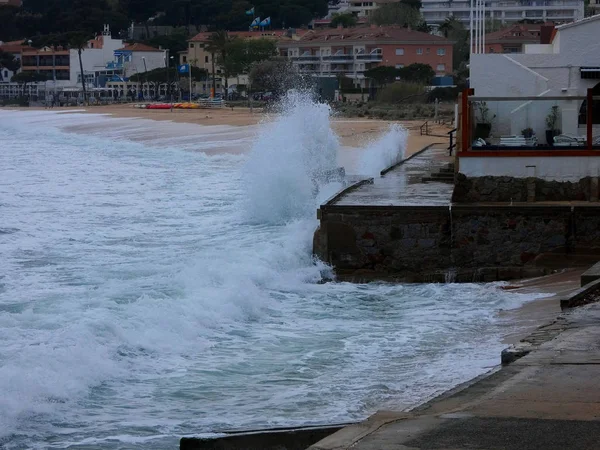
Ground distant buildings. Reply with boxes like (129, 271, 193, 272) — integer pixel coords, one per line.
(422, 0, 584, 28)
(477, 22, 555, 54)
(326, 0, 584, 29)
(280, 26, 453, 88)
(180, 25, 453, 93)
(0, 25, 166, 99)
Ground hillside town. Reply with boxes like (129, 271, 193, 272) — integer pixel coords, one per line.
(0, 0, 595, 105)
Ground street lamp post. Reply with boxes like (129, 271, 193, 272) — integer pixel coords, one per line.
(142, 56, 147, 100)
(165, 49, 170, 103)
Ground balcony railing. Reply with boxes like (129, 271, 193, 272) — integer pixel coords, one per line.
(105, 62, 124, 69)
(322, 54, 354, 61)
(356, 54, 382, 61)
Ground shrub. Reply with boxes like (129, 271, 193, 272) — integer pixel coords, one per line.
(376, 82, 427, 104)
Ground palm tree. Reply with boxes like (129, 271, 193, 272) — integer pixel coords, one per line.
(69, 33, 91, 105)
(438, 16, 462, 38)
(205, 30, 232, 98)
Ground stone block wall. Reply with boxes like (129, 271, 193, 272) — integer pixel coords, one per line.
(314, 205, 600, 282)
(453, 174, 597, 203)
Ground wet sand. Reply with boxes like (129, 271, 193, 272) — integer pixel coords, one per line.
(499, 268, 585, 344)
(28, 104, 451, 153)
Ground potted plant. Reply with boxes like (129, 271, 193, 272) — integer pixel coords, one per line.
(545, 105, 561, 146)
(521, 127, 535, 138)
(474, 101, 496, 140)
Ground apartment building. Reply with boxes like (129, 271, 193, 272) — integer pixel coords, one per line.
(590, 0, 600, 12)
(421, 0, 584, 28)
(184, 29, 307, 92)
(327, 0, 400, 18)
(279, 25, 453, 87)
(480, 22, 553, 53)
(18, 26, 124, 88)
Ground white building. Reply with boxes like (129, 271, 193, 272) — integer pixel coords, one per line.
(113, 43, 166, 79)
(422, 0, 584, 28)
(71, 26, 125, 87)
(457, 14, 600, 191)
(470, 14, 600, 140)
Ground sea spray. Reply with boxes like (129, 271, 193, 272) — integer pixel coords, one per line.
(243, 91, 340, 223)
(357, 124, 408, 177)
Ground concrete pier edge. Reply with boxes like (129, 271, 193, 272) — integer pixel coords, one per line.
(379, 143, 442, 176)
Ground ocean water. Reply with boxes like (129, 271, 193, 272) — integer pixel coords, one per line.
(1, 97, 543, 449)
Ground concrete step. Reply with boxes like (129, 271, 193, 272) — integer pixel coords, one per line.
(426, 173, 455, 181)
(422, 177, 454, 184)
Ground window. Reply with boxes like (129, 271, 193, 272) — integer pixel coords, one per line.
(205, 55, 209, 63)
(426, 48, 430, 54)
(395, 48, 404, 55)
(395, 64, 404, 69)
(437, 48, 446, 56)
(416, 48, 423, 55)
(189, 43, 194, 48)
(436, 64, 445, 71)
(182, 56, 187, 63)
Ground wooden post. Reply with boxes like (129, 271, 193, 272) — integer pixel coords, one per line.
(587, 88, 594, 150)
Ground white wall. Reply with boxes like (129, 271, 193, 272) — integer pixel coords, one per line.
(470, 18, 600, 141)
(69, 36, 123, 84)
(460, 156, 600, 182)
(123, 51, 165, 78)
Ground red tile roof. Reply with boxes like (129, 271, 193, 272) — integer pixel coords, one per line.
(117, 43, 163, 52)
(298, 25, 452, 44)
(189, 29, 310, 42)
(484, 23, 554, 44)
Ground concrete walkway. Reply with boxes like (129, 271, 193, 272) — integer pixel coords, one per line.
(309, 302, 600, 450)
(333, 146, 453, 207)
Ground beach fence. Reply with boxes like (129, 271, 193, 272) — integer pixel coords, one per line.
(198, 98, 225, 108)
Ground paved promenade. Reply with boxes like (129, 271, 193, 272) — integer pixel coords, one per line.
(333, 146, 453, 207)
(310, 301, 600, 450)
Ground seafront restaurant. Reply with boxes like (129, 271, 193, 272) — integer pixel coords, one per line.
(454, 14, 600, 202)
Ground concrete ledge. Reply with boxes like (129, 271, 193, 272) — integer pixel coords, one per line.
(379, 143, 441, 176)
(580, 261, 600, 286)
(308, 411, 411, 450)
(180, 424, 347, 450)
(322, 177, 374, 208)
(560, 276, 600, 309)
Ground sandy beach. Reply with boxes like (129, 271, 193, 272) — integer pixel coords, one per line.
(36, 104, 451, 154)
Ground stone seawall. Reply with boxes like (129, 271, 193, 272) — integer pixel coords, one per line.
(314, 205, 600, 282)
(453, 175, 599, 203)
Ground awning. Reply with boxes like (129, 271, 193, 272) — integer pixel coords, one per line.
(581, 67, 600, 79)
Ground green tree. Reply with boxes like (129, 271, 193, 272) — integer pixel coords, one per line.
(369, 2, 427, 29)
(68, 32, 93, 105)
(398, 63, 435, 84)
(205, 30, 232, 94)
(248, 57, 295, 93)
(0, 49, 21, 73)
(364, 65, 399, 87)
(330, 12, 357, 28)
(222, 38, 278, 78)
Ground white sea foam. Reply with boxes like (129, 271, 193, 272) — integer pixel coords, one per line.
(358, 123, 409, 177)
(0, 104, 549, 450)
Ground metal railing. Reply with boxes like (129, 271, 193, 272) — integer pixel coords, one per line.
(448, 128, 457, 156)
